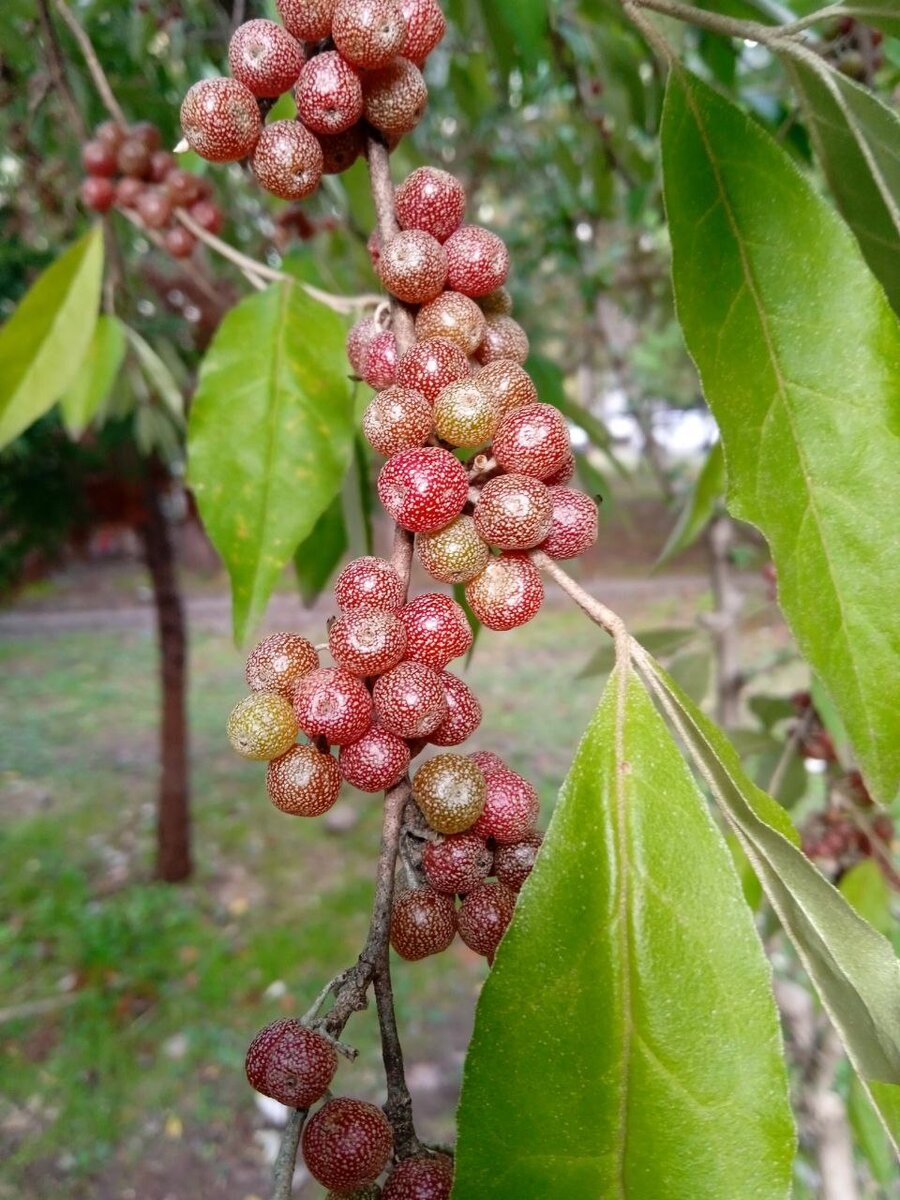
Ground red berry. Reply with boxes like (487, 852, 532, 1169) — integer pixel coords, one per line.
(361, 330, 399, 389)
(539, 486, 598, 560)
(395, 166, 465, 243)
(136, 188, 173, 230)
(377, 447, 468, 533)
(390, 888, 457, 960)
(166, 168, 202, 207)
(400, 593, 472, 670)
(149, 150, 175, 182)
(165, 226, 197, 258)
(412, 754, 486, 833)
(430, 671, 482, 746)
(416, 516, 490, 585)
(373, 662, 447, 738)
(81, 177, 116, 213)
(347, 316, 379, 375)
(416, 291, 485, 354)
(95, 120, 126, 150)
(399, 0, 446, 64)
(296, 52, 364, 136)
(379, 229, 447, 305)
(277, 0, 338, 40)
(335, 556, 406, 612)
(423, 832, 492, 894)
(363, 58, 427, 137)
(131, 121, 162, 151)
(544, 453, 576, 487)
(494, 832, 542, 892)
(227, 692, 298, 760)
(432, 379, 499, 448)
(363, 386, 433, 457)
(383, 1154, 454, 1199)
(252, 119, 324, 199)
(468, 750, 506, 775)
(474, 474, 553, 550)
(493, 403, 570, 479)
(473, 361, 538, 418)
(329, 608, 407, 676)
(473, 769, 539, 843)
(457, 882, 516, 958)
(318, 125, 366, 174)
(302, 1097, 393, 1191)
(115, 177, 144, 208)
(246, 632, 319, 697)
(474, 315, 529, 366)
(465, 553, 544, 631)
(245, 1018, 337, 1106)
(293, 667, 374, 746)
(229, 18, 305, 97)
(189, 198, 225, 235)
(117, 137, 152, 178)
(267, 744, 342, 815)
(394, 338, 470, 404)
(333, 0, 408, 70)
(82, 140, 117, 177)
(181, 78, 262, 163)
(444, 225, 509, 297)
(339, 726, 411, 791)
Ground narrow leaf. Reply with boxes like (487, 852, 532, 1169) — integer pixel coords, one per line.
(475, 0, 546, 74)
(578, 625, 695, 679)
(59, 314, 126, 437)
(657, 440, 724, 565)
(294, 495, 347, 606)
(124, 326, 185, 422)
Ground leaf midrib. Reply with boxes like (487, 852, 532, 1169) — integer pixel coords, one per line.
(613, 666, 633, 1197)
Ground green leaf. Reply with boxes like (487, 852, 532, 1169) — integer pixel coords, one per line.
(749, 694, 795, 731)
(832, 0, 900, 36)
(294, 495, 347, 606)
(59, 314, 126, 437)
(578, 625, 696, 679)
(475, 0, 547, 74)
(454, 669, 795, 1199)
(668, 649, 711, 703)
(0, 225, 104, 449)
(781, 49, 900, 311)
(124, 326, 185, 424)
(848, 1073, 896, 1184)
(453, 582, 482, 665)
(839, 859, 892, 937)
(661, 68, 900, 807)
(657, 441, 724, 566)
(188, 281, 355, 643)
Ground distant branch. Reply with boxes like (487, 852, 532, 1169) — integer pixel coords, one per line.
(52, 0, 127, 125)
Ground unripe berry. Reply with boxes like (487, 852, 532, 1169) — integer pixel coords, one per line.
(335, 556, 406, 612)
(415, 291, 486, 355)
(474, 315, 529, 366)
(494, 832, 543, 892)
(478, 286, 514, 316)
(361, 330, 399, 389)
(227, 692, 298, 760)
(166, 167, 202, 207)
(423, 832, 492, 894)
(189, 198, 225, 235)
(363, 386, 433, 457)
(473, 361, 538, 418)
(318, 125, 365, 174)
(333, 0, 408, 70)
(399, 0, 446, 64)
(468, 750, 507, 775)
(395, 167, 465, 243)
(473, 769, 540, 843)
(473, 474, 553, 550)
(363, 58, 428, 138)
(81, 177, 116, 213)
(432, 379, 498, 447)
(412, 754, 486, 834)
(539, 486, 599, 560)
(390, 888, 457, 959)
(245, 1018, 338, 1106)
(136, 188, 173, 230)
(544, 452, 576, 487)
(229, 18, 305, 97)
(246, 632, 319, 697)
(382, 1154, 454, 1199)
(293, 667, 374, 746)
(82, 140, 118, 177)
(164, 226, 197, 258)
(400, 593, 472, 670)
(457, 882, 516, 958)
(117, 137, 152, 178)
(302, 1098, 393, 1191)
(251, 119, 323, 199)
(444, 225, 509, 297)
(465, 553, 544, 631)
(329, 608, 407, 676)
(115, 177, 144, 208)
(180, 78, 262, 163)
(493, 403, 570, 479)
(339, 726, 410, 791)
(416, 516, 490, 585)
(296, 52, 364, 136)
(373, 662, 447, 738)
(377, 447, 468, 533)
(378, 230, 448, 305)
(394, 338, 470, 405)
(267, 744, 342, 815)
(430, 671, 482, 746)
(277, 0, 338, 40)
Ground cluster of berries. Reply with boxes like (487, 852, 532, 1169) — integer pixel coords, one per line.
(822, 17, 884, 78)
(79, 119, 224, 258)
(179, 0, 444, 199)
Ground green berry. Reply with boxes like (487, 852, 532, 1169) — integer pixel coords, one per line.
(412, 754, 486, 834)
(227, 692, 298, 760)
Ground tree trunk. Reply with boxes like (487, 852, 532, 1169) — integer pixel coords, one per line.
(139, 468, 192, 883)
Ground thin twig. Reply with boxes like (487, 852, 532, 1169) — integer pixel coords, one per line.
(366, 138, 417, 352)
(52, 0, 127, 125)
(36, 0, 89, 140)
(532, 551, 631, 668)
(272, 1107, 306, 1200)
(117, 208, 229, 306)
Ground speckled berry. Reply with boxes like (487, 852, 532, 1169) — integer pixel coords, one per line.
(329, 608, 407, 677)
(267, 744, 342, 816)
(277, 0, 338, 40)
(412, 754, 486, 834)
(339, 726, 410, 792)
(318, 125, 366, 174)
(379, 230, 447, 305)
(494, 832, 542, 892)
(423, 832, 492, 894)
(82, 140, 118, 177)
(229, 19, 305, 97)
(335, 556, 405, 612)
(474, 315, 529, 366)
(245, 1018, 337, 1107)
(363, 59, 427, 137)
(377, 447, 468, 533)
(181, 78, 262, 163)
(363, 386, 432, 457)
(399, 0, 446, 64)
(81, 177, 116, 213)
(333, 0, 408, 69)
(326, 1188, 381, 1200)
(395, 167, 465, 243)
(416, 515, 490, 585)
(400, 593, 472, 670)
(444, 225, 509, 297)
(347, 317, 379, 375)
(415, 291, 486, 354)
(165, 226, 197, 258)
(373, 662, 447, 738)
(361, 330, 399, 389)
(382, 1154, 454, 1199)
(457, 882, 516, 958)
(493, 403, 570, 479)
(394, 338, 470, 405)
(478, 286, 513, 316)
(432, 379, 498, 448)
(296, 52, 363, 136)
(390, 889, 457, 960)
(544, 453, 576, 486)
(539, 486, 598, 560)
(136, 188, 173, 230)
(430, 672, 482, 746)
(473, 768, 539, 843)
(468, 750, 506, 775)
(302, 1098, 393, 1191)
(189, 198, 225, 234)
(465, 553, 544, 631)
(474, 474, 553, 550)
(473, 361, 538, 418)
(246, 632, 319, 698)
(117, 137, 152, 178)
(227, 692, 298, 760)
(292, 667, 373, 746)
(252, 120, 323, 199)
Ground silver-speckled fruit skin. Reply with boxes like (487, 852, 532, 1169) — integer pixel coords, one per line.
(412, 754, 486, 834)
(227, 692, 298, 760)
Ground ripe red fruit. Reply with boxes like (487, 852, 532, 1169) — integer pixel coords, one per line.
(494, 832, 542, 892)
(430, 672, 482, 746)
(492, 403, 570, 479)
(115, 177, 144, 208)
(347, 317, 379, 375)
(395, 166, 466, 243)
(252, 119, 324, 199)
(399, 593, 472, 670)
(444, 225, 510, 297)
(267, 744, 343, 815)
(245, 1018, 338, 1107)
(382, 1154, 454, 1199)
(390, 888, 457, 960)
(474, 315, 529, 366)
(82, 140, 118, 177)
(318, 125, 366, 174)
(117, 137, 152, 178)
(363, 386, 433, 457)
(465, 553, 544, 631)
(539, 486, 598, 560)
(394, 338, 470, 404)
(229, 18, 305, 96)
(189, 198, 225, 235)
(473, 361, 538, 418)
(277, 0, 338, 40)
(363, 58, 428, 137)
(247, 632, 319, 697)
(181, 78, 262, 163)
(227, 692, 298, 760)
(135, 188, 173, 230)
(333, 0, 408, 69)
(379, 229, 447, 305)
(416, 291, 486, 355)
(468, 750, 506, 775)
(412, 754, 486, 833)
(81, 177, 116, 213)
(296, 52, 364, 136)
(416, 516, 490, 585)
(165, 167, 202, 207)
(372, 662, 448, 738)
(423, 832, 492, 894)
(339, 726, 411, 792)
(335, 556, 406, 612)
(399, 0, 446, 64)
(164, 226, 197, 259)
(302, 1097, 393, 1191)
(292, 667, 374, 746)
(474, 474, 553, 550)
(149, 150, 175, 182)
(329, 608, 407, 677)
(361, 330, 399, 389)
(544, 452, 576, 487)
(377, 446, 469, 533)
(95, 120, 126, 150)
(457, 882, 517, 958)
(432, 379, 498, 448)
(473, 769, 540, 843)
(131, 121, 162, 151)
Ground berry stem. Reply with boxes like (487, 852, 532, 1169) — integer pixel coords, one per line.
(272, 1108, 305, 1200)
(530, 550, 631, 668)
(118, 208, 228, 308)
(51, 0, 128, 125)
